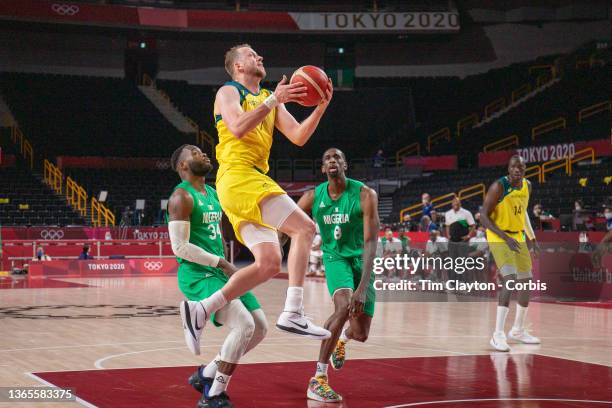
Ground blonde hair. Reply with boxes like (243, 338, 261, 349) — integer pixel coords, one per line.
(224, 43, 252, 77)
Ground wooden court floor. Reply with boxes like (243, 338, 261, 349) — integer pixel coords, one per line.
(0, 273, 610, 407)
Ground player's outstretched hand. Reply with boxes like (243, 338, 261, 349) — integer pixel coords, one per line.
(274, 75, 307, 104)
(349, 287, 366, 318)
(504, 236, 521, 253)
(217, 258, 238, 277)
(317, 78, 334, 111)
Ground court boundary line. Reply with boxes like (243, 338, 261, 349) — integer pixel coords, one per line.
(27, 353, 500, 375)
(26, 372, 98, 408)
(384, 398, 612, 407)
(93, 341, 473, 369)
(533, 352, 612, 368)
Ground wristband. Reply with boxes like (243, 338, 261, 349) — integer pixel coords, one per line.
(263, 94, 278, 110)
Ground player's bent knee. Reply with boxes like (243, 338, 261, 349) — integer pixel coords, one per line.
(256, 257, 281, 279)
(352, 332, 368, 342)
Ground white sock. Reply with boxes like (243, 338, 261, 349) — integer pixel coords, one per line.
(339, 327, 349, 343)
(513, 305, 528, 331)
(200, 291, 227, 316)
(284, 286, 303, 314)
(496, 306, 509, 333)
(209, 372, 231, 397)
(315, 362, 328, 378)
(203, 354, 221, 378)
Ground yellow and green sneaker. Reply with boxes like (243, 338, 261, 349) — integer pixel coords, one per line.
(330, 339, 346, 370)
(306, 375, 343, 403)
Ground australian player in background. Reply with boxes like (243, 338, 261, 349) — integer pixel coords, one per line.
(167, 144, 267, 408)
(481, 155, 541, 352)
(289, 147, 379, 403)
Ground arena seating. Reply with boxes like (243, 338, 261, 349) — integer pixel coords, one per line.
(0, 164, 85, 226)
(0, 73, 194, 158)
(389, 158, 611, 227)
(63, 167, 182, 226)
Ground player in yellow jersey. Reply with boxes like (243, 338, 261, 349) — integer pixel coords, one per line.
(481, 155, 541, 352)
(179, 44, 333, 352)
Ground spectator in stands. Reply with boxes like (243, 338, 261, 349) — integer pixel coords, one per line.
(444, 197, 476, 241)
(429, 210, 441, 231)
(606, 206, 612, 231)
(372, 149, 385, 168)
(421, 193, 433, 218)
(78, 245, 92, 260)
(532, 203, 555, 230)
(33, 246, 51, 261)
(419, 215, 435, 233)
(401, 213, 413, 231)
(573, 200, 588, 231)
(377, 227, 402, 278)
(425, 229, 449, 282)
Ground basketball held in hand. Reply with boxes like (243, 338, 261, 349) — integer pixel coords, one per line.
(290, 66, 330, 107)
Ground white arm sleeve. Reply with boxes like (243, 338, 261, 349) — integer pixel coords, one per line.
(169, 220, 220, 267)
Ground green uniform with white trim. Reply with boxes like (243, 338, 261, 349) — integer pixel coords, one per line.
(170, 181, 260, 326)
(312, 178, 375, 317)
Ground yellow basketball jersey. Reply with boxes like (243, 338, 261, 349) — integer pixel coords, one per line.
(215, 81, 276, 177)
(489, 176, 530, 235)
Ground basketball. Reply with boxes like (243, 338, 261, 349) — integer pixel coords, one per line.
(290, 65, 330, 107)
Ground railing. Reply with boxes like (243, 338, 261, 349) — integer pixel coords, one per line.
(43, 159, 63, 194)
(10, 126, 34, 169)
(458, 183, 485, 202)
(66, 176, 88, 217)
(456, 113, 479, 137)
(187, 116, 215, 150)
(91, 197, 115, 227)
(399, 183, 484, 222)
(395, 142, 420, 164)
(427, 128, 450, 152)
(525, 164, 542, 183)
(511, 83, 531, 103)
(483, 135, 519, 152)
(541, 156, 569, 182)
(484, 97, 505, 118)
(529, 64, 557, 79)
(531, 117, 566, 141)
(568, 147, 595, 176)
(578, 100, 610, 123)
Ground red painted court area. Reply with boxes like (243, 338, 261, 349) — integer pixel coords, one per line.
(34, 354, 611, 407)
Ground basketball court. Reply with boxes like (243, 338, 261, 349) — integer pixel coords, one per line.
(1, 272, 609, 407)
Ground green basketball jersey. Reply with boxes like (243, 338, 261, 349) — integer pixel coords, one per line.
(170, 181, 225, 270)
(312, 178, 365, 259)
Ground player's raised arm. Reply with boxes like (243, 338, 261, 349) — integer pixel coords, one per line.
(275, 79, 333, 146)
(216, 76, 307, 140)
(480, 181, 520, 252)
(168, 188, 221, 267)
(351, 187, 379, 317)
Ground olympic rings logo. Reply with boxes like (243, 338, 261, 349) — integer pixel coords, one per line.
(144, 261, 163, 271)
(40, 229, 65, 240)
(51, 4, 80, 16)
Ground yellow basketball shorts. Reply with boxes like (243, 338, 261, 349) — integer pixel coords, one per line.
(486, 230, 532, 278)
(216, 165, 286, 244)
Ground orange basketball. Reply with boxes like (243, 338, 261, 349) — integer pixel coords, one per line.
(290, 65, 330, 107)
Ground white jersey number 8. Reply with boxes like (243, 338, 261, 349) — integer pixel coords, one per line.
(333, 225, 342, 240)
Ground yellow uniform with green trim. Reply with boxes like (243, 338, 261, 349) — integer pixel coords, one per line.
(215, 81, 286, 243)
(486, 177, 532, 275)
